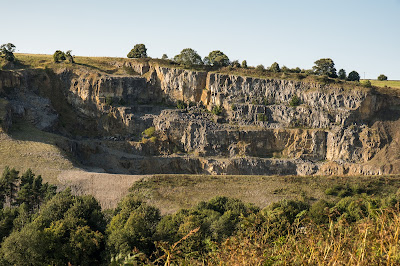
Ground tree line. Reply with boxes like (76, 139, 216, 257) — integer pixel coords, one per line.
(1, 167, 400, 264)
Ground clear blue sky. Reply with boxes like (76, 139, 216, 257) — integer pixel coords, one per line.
(3, 0, 400, 79)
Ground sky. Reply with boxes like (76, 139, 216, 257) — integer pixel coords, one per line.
(2, 0, 400, 79)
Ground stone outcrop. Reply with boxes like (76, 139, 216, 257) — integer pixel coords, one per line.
(2, 61, 400, 176)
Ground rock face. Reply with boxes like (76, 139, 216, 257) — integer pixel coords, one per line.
(2, 62, 400, 176)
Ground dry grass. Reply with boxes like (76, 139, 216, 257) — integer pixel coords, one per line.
(130, 174, 400, 214)
(210, 209, 400, 265)
(0, 120, 76, 184)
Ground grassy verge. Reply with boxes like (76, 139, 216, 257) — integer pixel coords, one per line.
(367, 79, 400, 89)
(129, 174, 400, 214)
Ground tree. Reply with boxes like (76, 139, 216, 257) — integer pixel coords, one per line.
(0, 43, 16, 62)
(53, 50, 66, 63)
(312, 58, 337, 78)
(127, 44, 147, 58)
(241, 60, 247, 68)
(338, 69, 346, 80)
(161, 54, 168, 60)
(270, 62, 281, 73)
(231, 60, 240, 68)
(65, 50, 74, 63)
(347, 71, 360, 81)
(204, 50, 230, 67)
(173, 48, 203, 67)
(378, 74, 388, 81)
(256, 64, 265, 72)
(1, 167, 19, 207)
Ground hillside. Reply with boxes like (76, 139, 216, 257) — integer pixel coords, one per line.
(1, 53, 400, 208)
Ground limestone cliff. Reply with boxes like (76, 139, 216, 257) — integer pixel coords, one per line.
(1, 61, 400, 176)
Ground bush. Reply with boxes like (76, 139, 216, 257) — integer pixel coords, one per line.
(255, 64, 265, 72)
(378, 74, 388, 81)
(362, 80, 372, 88)
(211, 105, 223, 115)
(289, 95, 300, 107)
(176, 100, 186, 109)
(174, 48, 203, 67)
(257, 114, 268, 122)
(231, 60, 240, 68)
(241, 60, 247, 68)
(270, 62, 280, 73)
(142, 127, 155, 138)
(53, 50, 66, 63)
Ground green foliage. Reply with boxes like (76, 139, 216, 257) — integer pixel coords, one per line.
(142, 127, 155, 138)
(257, 113, 268, 122)
(105, 96, 113, 106)
(338, 69, 346, 80)
(127, 44, 147, 58)
(347, 70, 360, 81)
(289, 95, 300, 107)
(362, 80, 372, 88)
(270, 62, 281, 73)
(65, 50, 74, 63)
(241, 60, 247, 68)
(255, 64, 265, 72)
(107, 196, 160, 257)
(1, 190, 106, 265)
(312, 58, 337, 78)
(378, 74, 388, 81)
(174, 48, 203, 67)
(0, 43, 16, 62)
(161, 54, 168, 60)
(176, 100, 187, 109)
(231, 60, 240, 68)
(204, 50, 230, 67)
(53, 50, 66, 63)
(211, 105, 223, 115)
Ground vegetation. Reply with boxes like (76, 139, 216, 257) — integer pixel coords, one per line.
(53, 50, 66, 63)
(2, 167, 400, 264)
(270, 62, 280, 73)
(313, 58, 337, 78)
(173, 48, 203, 67)
(289, 95, 301, 107)
(348, 70, 360, 81)
(0, 43, 16, 62)
(127, 44, 147, 58)
(204, 50, 230, 67)
(241, 60, 247, 68)
(338, 68, 346, 80)
(211, 105, 223, 115)
(378, 74, 388, 81)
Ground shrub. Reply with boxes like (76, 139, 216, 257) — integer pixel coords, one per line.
(338, 69, 346, 80)
(53, 50, 66, 63)
(211, 105, 223, 115)
(174, 48, 203, 67)
(257, 114, 268, 122)
(362, 80, 372, 88)
(289, 95, 300, 107)
(204, 50, 230, 67)
(378, 74, 388, 81)
(231, 60, 240, 68)
(176, 100, 186, 109)
(142, 127, 155, 138)
(241, 60, 247, 68)
(0, 43, 16, 62)
(105, 96, 113, 106)
(270, 62, 280, 73)
(255, 64, 265, 72)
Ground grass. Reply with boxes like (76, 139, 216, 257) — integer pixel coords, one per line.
(0, 120, 77, 184)
(0, 54, 373, 93)
(129, 174, 400, 214)
(367, 79, 400, 89)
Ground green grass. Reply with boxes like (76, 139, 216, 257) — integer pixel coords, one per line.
(129, 174, 400, 214)
(367, 79, 400, 89)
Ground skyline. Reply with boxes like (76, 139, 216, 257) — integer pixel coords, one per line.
(2, 0, 400, 79)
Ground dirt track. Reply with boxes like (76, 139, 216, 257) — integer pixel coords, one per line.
(58, 170, 149, 209)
